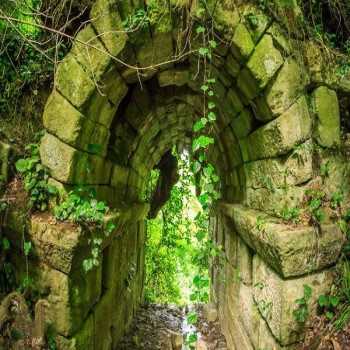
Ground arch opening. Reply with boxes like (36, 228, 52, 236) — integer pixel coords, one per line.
(2, 1, 350, 349)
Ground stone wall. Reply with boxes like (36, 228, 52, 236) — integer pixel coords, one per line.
(3, 203, 149, 349)
(2, 0, 350, 349)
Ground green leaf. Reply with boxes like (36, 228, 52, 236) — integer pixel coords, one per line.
(207, 111, 216, 121)
(209, 40, 217, 48)
(196, 26, 205, 34)
(303, 284, 312, 300)
(15, 159, 29, 173)
(330, 296, 340, 308)
(208, 101, 216, 109)
(318, 295, 328, 308)
(199, 47, 209, 56)
(192, 136, 214, 152)
(23, 241, 32, 256)
(2, 238, 10, 250)
(326, 311, 334, 320)
(187, 312, 198, 325)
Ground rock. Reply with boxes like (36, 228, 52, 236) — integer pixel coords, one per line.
(230, 23, 255, 62)
(196, 338, 208, 350)
(253, 255, 335, 345)
(239, 96, 312, 161)
(169, 330, 183, 350)
(219, 203, 345, 278)
(203, 304, 218, 323)
(243, 34, 284, 94)
(313, 86, 341, 148)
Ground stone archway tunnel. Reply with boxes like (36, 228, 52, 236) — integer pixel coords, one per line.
(3, 0, 350, 349)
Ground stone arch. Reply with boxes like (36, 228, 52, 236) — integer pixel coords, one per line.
(28, 1, 349, 349)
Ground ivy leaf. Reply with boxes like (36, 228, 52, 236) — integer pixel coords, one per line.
(192, 136, 214, 152)
(209, 40, 217, 48)
(198, 47, 209, 56)
(192, 161, 201, 174)
(330, 296, 340, 308)
(196, 26, 205, 34)
(208, 111, 216, 121)
(187, 312, 198, 325)
(208, 101, 216, 109)
(16, 159, 29, 173)
(23, 241, 32, 256)
(318, 295, 328, 308)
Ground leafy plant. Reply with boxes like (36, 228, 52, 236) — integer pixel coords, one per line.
(15, 143, 57, 211)
(306, 189, 326, 224)
(318, 294, 340, 320)
(331, 191, 344, 209)
(280, 206, 301, 223)
(293, 284, 313, 323)
(54, 187, 115, 272)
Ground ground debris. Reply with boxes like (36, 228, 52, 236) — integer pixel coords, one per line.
(116, 304, 227, 350)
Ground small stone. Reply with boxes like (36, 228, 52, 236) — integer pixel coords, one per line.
(203, 304, 218, 323)
(196, 338, 209, 350)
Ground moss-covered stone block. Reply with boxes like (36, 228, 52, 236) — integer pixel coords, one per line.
(101, 65, 128, 107)
(244, 185, 305, 216)
(158, 68, 191, 87)
(237, 67, 260, 100)
(242, 140, 313, 189)
(245, 35, 284, 92)
(225, 54, 240, 78)
(30, 215, 85, 274)
(90, 0, 127, 56)
(241, 4, 271, 43)
(220, 203, 345, 278)
(93, 292, 114, 350)
(43, 91, 110, 156)
(70, 25, 111, 81)
(226, 88, 244, 117)
(313, 86, 341, 148)
(230, 23, 255, 62)
(253, 255, 334, 345)
(256, 58, 308, 121)
(240, 96, 312, 161)
(36, 263, 102, 336)
(0, 141, 10, 183)
(40, 133, 112, 185)
(55, 54, 96, 110)
(231, 108, 254, 139)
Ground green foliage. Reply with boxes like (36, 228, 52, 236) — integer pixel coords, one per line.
(318, 294, 340, 320)
(293, 284, 313, 323)
(54, 188, 109, 224)
(54, 187, 115, 273)
(15, 143, 57, 211)
(280, 206, 300, 224)
(306, 189, 326, 224)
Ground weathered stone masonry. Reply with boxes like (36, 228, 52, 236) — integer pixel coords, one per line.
(4, 0, 350, 349)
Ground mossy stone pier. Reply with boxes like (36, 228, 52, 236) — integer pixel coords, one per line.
(4, 0, 350, 349)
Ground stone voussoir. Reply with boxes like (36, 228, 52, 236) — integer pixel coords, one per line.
(43, 90, 110, 157)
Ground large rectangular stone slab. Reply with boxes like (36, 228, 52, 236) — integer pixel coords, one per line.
(36, 262, 102, 336)
(219, 203, 345, 278)
(239, 96, 312, 161)
(313, 86, 340, 148)
(40, 133, 112, 185)
(256, 58, 308, 121)
(253, 255, 334, 345)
